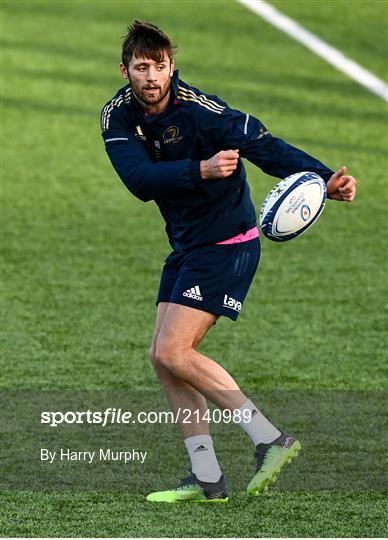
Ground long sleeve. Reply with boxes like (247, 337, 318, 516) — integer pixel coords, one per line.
(101, 107, 201, 203)
(202, 105, 334, 182)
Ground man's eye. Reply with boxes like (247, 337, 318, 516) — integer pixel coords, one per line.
(157, 65, 165, 71)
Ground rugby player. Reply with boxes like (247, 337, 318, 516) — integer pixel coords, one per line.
(101, 21, 357, 503)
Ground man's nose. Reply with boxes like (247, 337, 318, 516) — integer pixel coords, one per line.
(146, 67, 157, 81)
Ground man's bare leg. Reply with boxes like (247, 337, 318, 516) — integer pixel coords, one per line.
(154, 303, 248, 411)
(152, 303, 280, 446)
(150, 302, 228, 485)
(150, 302, 210, 438)
(148, 302, 299, 501)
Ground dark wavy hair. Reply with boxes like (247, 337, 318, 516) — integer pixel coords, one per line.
(121, 20, 177, 68)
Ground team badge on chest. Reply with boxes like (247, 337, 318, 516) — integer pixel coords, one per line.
(163, 126, 183, 144)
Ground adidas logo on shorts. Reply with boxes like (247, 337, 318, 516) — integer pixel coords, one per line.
(183, 285, 203, 301)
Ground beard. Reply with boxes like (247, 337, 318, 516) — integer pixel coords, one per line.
(132, 79, 171, 106)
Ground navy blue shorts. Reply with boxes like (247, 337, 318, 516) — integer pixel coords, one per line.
(156, 238, 260, 321)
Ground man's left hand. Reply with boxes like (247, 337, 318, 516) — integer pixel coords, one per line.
(327, 166, 357, 202)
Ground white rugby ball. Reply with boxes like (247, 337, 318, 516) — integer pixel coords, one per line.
(259, 171, 327, 242)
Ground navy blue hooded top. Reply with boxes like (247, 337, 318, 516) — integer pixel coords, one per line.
(101, 71, 333, 252)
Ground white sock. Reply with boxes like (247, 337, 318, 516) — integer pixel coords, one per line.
(235, 399, 281, 446)
(184, 434, 222, 483)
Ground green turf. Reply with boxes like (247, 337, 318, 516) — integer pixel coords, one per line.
(2, 0, 387, 536)
(1, 491, 386, 537)
(270, 0, 388, 81)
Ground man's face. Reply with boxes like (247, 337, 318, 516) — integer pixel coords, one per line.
(121, 52, 174, 107)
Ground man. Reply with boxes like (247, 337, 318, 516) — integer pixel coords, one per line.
(101, 20, 357, 503)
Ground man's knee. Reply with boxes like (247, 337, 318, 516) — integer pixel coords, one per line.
(154, 339, 191, 377)
(150, 340, 184, 375)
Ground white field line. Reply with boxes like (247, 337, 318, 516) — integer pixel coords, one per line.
(237, 0, 388, 102)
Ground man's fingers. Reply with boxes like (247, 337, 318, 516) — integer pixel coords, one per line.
(344, 176, 357, 187)
(327, 168, 357, 202)
(221, 155, 239, 162)
(334, 165, 347, 178)
(338, 176, 357, 202)
(221, 149, 239, 160)
(220, 159, 238, 168)
(338, 176, 357, 193)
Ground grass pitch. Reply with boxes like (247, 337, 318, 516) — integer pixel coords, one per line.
(2, 0, 387, 537)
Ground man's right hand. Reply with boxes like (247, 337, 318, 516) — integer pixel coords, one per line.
(200, 150, 239, 180)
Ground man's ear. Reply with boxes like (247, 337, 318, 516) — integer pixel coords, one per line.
(119, 63, 129, 80)
(170, 60, 175, 77)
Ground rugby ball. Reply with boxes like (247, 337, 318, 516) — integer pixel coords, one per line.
(259, 172, 327, 242)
